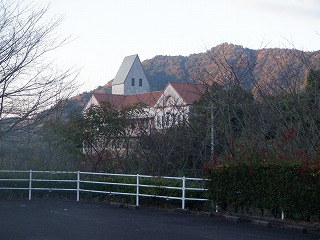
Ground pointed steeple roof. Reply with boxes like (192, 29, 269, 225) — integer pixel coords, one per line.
(112, 54, 138, 85)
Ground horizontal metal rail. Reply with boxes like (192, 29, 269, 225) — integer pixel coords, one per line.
(0, 179, 29, 181)
(0, 170, 209, 209)
(80, 180, 136, 187)
(32, 179, 77, 183)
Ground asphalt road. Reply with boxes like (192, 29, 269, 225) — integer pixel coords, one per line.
(0, 200, 318, 240)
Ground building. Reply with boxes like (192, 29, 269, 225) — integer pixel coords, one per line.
(84, 54, 207, 131)
(85, 82, 207, 132)
(84, 54, 207, 140)
(111, 54, 150, 95)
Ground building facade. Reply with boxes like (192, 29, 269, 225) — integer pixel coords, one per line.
(85, 54, 207, 130)
(85, 81, 206, 131)
(111, 54, 150, 95)
(83, 55, 207, 154)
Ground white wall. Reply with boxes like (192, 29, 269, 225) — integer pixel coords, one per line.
(83, 95, 100, 112)
(123, 57, 149, 95)
(153, 84, 189, 129)
(112, 84, 125, 95)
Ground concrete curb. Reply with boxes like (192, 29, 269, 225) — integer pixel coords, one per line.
(220, 213, 314, 234)
(252, 220, 271, 228)
(224, 215, 251, 223)
(193, 211, 214, 218)
(110, 202, 124, 208)
(125, 204, 140, 210)
(108, 203, 318, 234)
(219, 213, 315, 234)
(224, 215, 240, 222)
(174, 208, 191, 214)
(174, 209, 317, 234)
(109, 202, 139, 210)
(284, 225, 307, 233)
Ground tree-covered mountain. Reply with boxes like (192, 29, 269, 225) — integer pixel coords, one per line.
(70, 43, 320, 110)
(142, 55, 191, 90)
(143, 43, 320, 93)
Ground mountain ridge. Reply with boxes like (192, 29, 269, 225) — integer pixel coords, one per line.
(70, 43, 320, 110)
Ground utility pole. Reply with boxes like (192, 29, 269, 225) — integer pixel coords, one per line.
(211, 105, 215, 158)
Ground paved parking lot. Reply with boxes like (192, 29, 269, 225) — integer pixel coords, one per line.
(0, 200, 318, 240)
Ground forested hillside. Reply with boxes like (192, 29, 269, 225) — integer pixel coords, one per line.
(67, 43, 320, 114)
(89, 43, 320, 95)
(143, 43, 320, 92)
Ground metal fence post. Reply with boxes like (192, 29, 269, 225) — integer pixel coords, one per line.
(29, 170, 32, 200)
(77, 171, 80, 201)
(136, 174, 139, 207)
(182, 176, 186, 209)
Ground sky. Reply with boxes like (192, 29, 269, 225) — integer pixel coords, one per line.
(21, 0, 320, 94)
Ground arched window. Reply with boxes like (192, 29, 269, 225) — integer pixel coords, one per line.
(164, 95, 174, 107)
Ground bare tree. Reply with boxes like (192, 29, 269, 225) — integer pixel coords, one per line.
(190, 43, 320, 163)
(0, 1, 77, 138)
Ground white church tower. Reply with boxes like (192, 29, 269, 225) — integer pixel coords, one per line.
(111, 54, 150, 95)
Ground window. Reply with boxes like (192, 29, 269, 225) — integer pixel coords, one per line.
(131, 78, 135, 86)
(172, 114, 176, 124)
(177, 114, 181, 123)
(156, 116, 161, 127)
(139, 78, 142, 87)
(165, 115, 170, 126)
(165, 95, 174, 106)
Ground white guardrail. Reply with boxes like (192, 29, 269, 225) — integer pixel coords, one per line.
(0, 170, 209, 209)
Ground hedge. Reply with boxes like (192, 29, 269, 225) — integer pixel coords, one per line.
(206, 161, 320, 221)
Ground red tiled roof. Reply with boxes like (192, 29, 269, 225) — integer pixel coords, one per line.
(92, 91, 163, 109)
(168, 82, 207, 104)
(92, 93, 125, 109)
(123, 91, 163, 107)
(91, 83, 207, 109)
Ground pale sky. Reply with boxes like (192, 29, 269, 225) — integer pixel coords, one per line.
(22, 0, 320, 94)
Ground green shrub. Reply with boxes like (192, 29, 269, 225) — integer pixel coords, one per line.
(206, 161, 320, 221)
